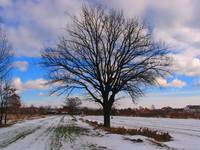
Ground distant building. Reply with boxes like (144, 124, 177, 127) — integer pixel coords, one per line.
(184, 105, 200, 113)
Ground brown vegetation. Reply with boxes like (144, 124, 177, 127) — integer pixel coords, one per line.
(78, 107, 200, 119)
(80, 118, 172, 142)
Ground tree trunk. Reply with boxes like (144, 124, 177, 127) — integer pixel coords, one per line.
(0, 114, 2, 125)
(0, 104, 3, 125)
(103, 106, 111, 128)
(4, 113, 7, 124)
(4, 107, 7, 125)
(3, 98, 8, 125)
(0, 96, 4, 125)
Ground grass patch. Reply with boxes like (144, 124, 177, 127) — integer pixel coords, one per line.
(85, 144, 108, 150)
(54, 125, 88, 142)
(50, 123, 89, 150)
(123, 137, 143, 143)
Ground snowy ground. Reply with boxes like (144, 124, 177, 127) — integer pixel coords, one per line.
(84, 116, 200, 150)
(0, 115, 199, 150)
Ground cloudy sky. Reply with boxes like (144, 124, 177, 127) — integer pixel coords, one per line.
(0, 0, 200, 108)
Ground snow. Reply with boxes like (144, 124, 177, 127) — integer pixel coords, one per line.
(84, 116, 200, 150)
(0, 116, 61, 150)
(0, 115, 199, 150)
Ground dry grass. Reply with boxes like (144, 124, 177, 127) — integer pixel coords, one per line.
(0, 114, 46, 128)
(81, 119, 172, 142)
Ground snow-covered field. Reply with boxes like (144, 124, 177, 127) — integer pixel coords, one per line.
(0, 115, 199, 150)
(85, 116, 200, 150)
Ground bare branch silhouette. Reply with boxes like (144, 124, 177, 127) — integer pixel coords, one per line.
(42, 5, 170, 127)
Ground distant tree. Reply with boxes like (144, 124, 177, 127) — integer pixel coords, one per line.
(3, 82, 13, 124)
(0, 82, 18, 124)
(42, 6, 170, 127)
(151, 104, 156, 110)
(64, 97, 82, 116)
(139, 106, 144, 111)
(38, 106, 46, 115)
(29, 105, 38, 115)
(7, 91, 21, 115)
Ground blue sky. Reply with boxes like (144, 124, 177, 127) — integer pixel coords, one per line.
(0, 0, 200, 108)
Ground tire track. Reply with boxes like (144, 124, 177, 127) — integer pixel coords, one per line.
(0, 116, 56, 149)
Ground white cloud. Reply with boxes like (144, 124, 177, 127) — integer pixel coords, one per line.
(169, 79, 186, 88)
(103, 0, 148, 17)
(102, 0, 200, 78)
(1, 0, 200, 78)
(12, 77, 23, 91)
(0, 0, 12, 7)
(11, 77, 49, 92)
(25, 97, 64, 107)
(12, 61, 29, 72)
(172, 51, 200, 76)
(156, 77, 186, 88)
(1, 0, 84, 57)
(156, 77, 168, 87)
(25, 78, 48, 90)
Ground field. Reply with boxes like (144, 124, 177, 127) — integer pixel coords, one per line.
(0, 115, 199, 150)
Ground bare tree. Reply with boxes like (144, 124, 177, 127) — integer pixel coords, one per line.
(7, 89, 21, 115)
(64, 97, 82, 116)
(0, 81, 15, 124)
(0, 27, 12, 79)
(0, 81, 4, 125)
(42, 6, 170, 127)
(0, 26, 13, 125)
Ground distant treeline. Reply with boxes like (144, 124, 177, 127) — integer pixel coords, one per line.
(78, 107, 200, 119)
(8, 105, 200, 120)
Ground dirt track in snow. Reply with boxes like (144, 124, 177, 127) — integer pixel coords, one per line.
(0, 116, 61, 150)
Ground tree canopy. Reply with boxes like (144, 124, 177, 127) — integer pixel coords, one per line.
(42, 6, 170, 127)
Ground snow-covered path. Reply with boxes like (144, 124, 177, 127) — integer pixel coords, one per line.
(84, 116, 200, 150)
(1, 115, 198, 150)
(0, 116, 62, 150)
